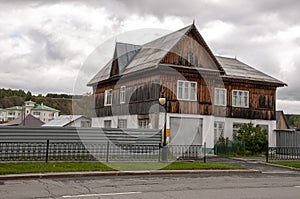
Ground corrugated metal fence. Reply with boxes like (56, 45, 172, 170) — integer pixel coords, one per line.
(0, 127, 204, 162)
(268, 130, 300, 161)
(275, 130, 300, 147)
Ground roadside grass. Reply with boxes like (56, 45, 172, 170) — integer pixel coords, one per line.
(0, 161, 244, 175)
(270, 161, 300, 169)
(0, 162, 115, 175)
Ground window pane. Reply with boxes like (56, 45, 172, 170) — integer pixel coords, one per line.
(232, 91, 237, 106)
(120, 86, 126, 104)
(190, 82, 196, 100)
(178, 81, 183, 99)
(184, 82, 189, 99)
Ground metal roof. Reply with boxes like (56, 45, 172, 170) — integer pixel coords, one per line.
(32, 104, 60, 112)
(87, 24, 286, 87)
(216, 56, 286, 86)
(43, 115, 89, 127)
(5, 106, 23, 110)
(0, 114, 44, 127)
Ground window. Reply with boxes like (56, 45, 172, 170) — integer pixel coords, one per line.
(33, 112, 40, 116)
(214, 88, 227, 106)
(232, 90, 249, 108)
(81, 121, 91, 127)
(214, 122, 225, 143)
(258, 124, 268, 132)
(233, 123, 245, 135)
(120, 86, 126, 104)
(104, 89, 113, 106)
(138, 119, 149, 128)
(118, 119, 127, 128)
(104, 120, 111, 128)
(177, 80, 197, 101)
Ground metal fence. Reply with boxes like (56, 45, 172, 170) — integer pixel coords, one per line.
(266, 130, 300, 161)
(275, 130, 300, 147)
(0, 141, 204, 162)
(214, 141, 245, 155)
(268, 147, 300, 161)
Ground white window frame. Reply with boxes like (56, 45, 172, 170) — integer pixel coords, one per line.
(232, 90, 249, 108)
(120, 86, 126, 104)
(214, 121, 225, 143)
(214, 88, 227, 106)
(104, 120, 112, 128)
(177, 80, 197, 101)
(118, 119, 127, 128)
(104, 89, 113, 106)
(138, 119, 150, 129)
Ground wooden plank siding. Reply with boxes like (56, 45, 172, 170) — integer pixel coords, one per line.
(94, 72, 161, 117)
(94, 63, 277, 120)
(161, 29, 218, 70)
(224, 81, 276, 120)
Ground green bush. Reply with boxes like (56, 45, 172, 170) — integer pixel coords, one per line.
(233, 123, 267, 154)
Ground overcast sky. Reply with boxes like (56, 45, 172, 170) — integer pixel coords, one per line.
(1, 0, 300, 113)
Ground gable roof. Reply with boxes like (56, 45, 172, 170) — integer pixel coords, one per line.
(276, 110, 290, 129)
(216, 56, 286, 86)
(0, 114, 45, 127)
(43, 115, 90, 127)
(88, 24, 221, 86)
(31, 104, 60, 112)
(88, 24, 286, 87)
(6, 106, 23, 111)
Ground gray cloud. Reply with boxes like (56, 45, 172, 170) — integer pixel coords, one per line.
(0, 0, 300, 113)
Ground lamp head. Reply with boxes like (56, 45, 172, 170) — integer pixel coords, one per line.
(159, 97, 166, 105)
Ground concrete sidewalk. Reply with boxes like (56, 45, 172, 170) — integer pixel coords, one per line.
(0, 169, 261, 180)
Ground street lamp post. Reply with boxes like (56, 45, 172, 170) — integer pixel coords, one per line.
(159, 97, 167, 161)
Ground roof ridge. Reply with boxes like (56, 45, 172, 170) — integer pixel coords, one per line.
(143, 23, 194, 46)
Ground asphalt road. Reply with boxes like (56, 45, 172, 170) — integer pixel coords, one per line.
(1, 172, 300, 199)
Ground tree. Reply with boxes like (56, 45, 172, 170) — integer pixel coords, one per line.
(233, 123, 268, 154)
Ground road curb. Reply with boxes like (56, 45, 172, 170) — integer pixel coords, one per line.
(262, 162, 300, 171)
(0, 169, 261, 180)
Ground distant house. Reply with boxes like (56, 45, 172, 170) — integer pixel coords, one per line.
(0, 101, 59, 123)
(43, 115, 91, 127)
(0, 108, 7, 122)
(276, 111, 290, 130)
(5, 106, 23, 122)
(0, 114, 45, 127)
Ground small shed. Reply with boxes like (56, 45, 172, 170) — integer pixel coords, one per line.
(0, 114, 45, 127)
(43, 115, 91, 127)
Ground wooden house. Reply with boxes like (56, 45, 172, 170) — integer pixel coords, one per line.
(87, 24, 286, 148)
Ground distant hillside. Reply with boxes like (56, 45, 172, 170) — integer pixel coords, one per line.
(0, 88, 87, 115)
(285, 114, 300, 129)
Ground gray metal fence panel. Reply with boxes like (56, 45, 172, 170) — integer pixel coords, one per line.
(0, 127, 162, 144)
(275, 130, 300, 147)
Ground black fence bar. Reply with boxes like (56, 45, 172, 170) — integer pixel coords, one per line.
(45, 139, 49, 163)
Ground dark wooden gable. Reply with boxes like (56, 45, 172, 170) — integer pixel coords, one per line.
(110, 47, 119, 77)
(160, 25, 223, 72)
(110, 42, 141, 77)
